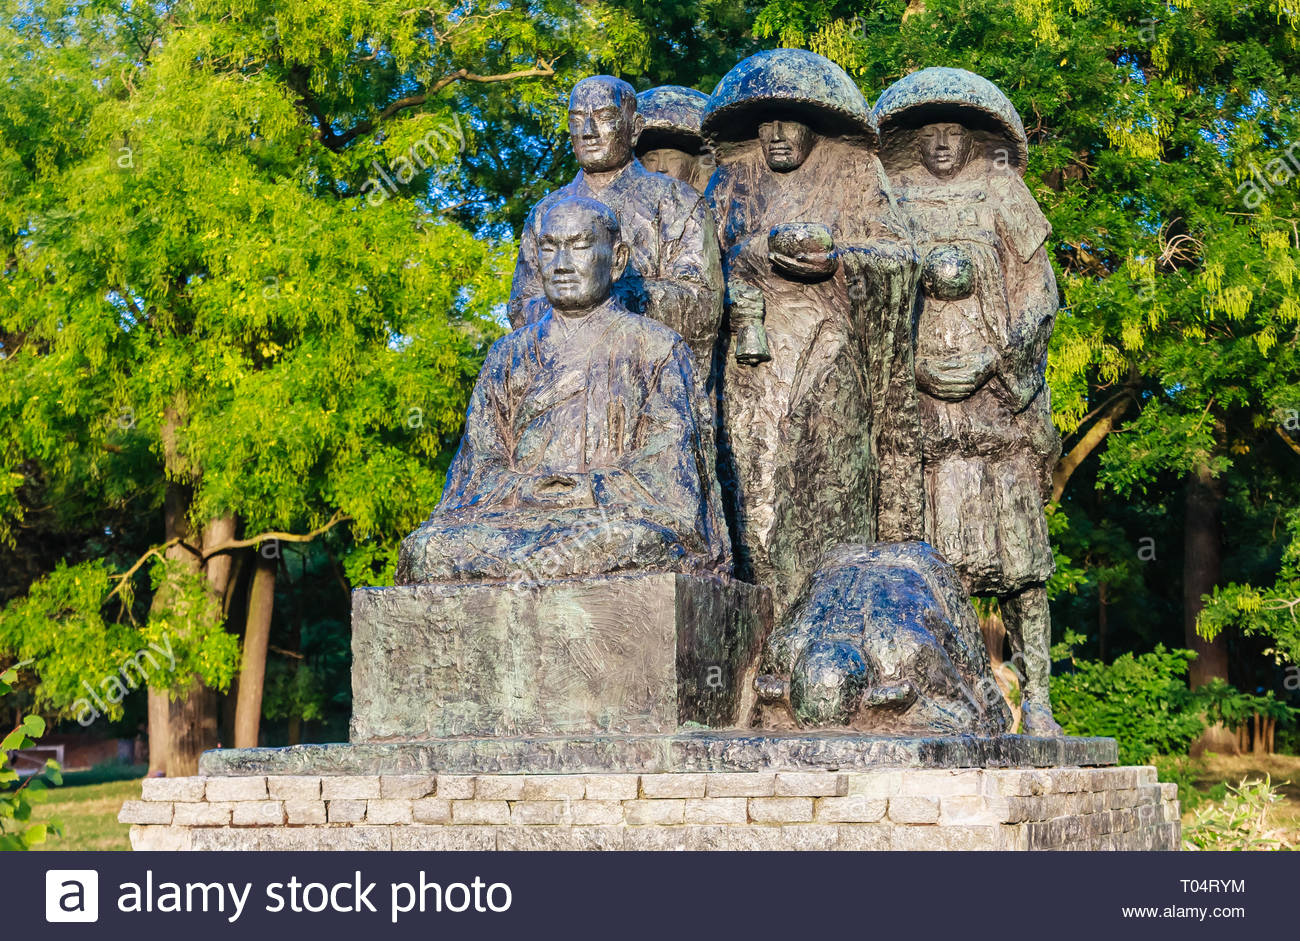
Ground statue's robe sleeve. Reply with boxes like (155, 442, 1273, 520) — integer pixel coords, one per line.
(607, 335, 728, 564)
(624, 179, 724, 380)
(645, 187, 722, 321)
(842, 153, 926, 544)
(992, 174, 1057, 413)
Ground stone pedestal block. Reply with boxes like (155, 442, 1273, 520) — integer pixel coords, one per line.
(350, 574, 772, 741)
(122, 765, 1180, 852)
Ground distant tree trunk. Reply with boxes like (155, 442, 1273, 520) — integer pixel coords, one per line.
(287, 715, 302, 746)
(1097, 580, 1109, 662)
(234, 554, 276, 748)
(979, 601, 1022, 731)
(202, 516, 238, 750)
(1184, 462, 1237, 755)
(1051, 390, 1134, 504)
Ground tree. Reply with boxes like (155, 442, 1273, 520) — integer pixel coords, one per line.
(0, 0, 650, 771)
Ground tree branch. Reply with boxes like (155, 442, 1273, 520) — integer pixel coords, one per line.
(106, 537, 182, 601)
(105, 513, 351, 602)
(1277, 425, 1300, 457)
(1051, 392, 1134, 503)
(200, 512, 351, 559)
(329, 61, 555, 150)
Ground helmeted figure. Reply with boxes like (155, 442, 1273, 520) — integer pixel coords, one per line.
(702, 48, 924, 620)
(873, 67, 1062, 735)
(398, 196, 730, 585)
(509, 76, 723, 385)
(635, 86, 714, 193)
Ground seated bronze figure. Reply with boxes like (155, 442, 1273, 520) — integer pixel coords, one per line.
(396, 196, 730, 585)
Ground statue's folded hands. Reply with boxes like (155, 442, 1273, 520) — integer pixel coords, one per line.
(916, 349, 998, 399)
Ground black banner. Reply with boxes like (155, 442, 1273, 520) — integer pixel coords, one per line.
(6, 850, 1295, 939)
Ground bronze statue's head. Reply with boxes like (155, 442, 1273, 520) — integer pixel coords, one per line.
(635, 86, 713, 191)
(537, 196, 629, 314)
(640, 146, 694, 181)
(758, 118, 815, 172)
(568, 76, 642, 174)
(873, 68, 1031, 177)
(918, 121, 974, 179)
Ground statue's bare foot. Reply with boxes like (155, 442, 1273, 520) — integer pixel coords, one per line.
(1020, 702, 1063, 737)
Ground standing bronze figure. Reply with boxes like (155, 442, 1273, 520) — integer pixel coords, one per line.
(874, 67, 1062, 735)
(509, 76, 723, 384)
(703, 49, 924, 619)
(635, 86, 714, 193)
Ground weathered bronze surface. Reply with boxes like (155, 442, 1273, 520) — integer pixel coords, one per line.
(635, 85, 714, 193)
(874, 67, 1062, 734)
(508, 76, 723, 382)
(756, 542, 1010, 735)
(702, 49, 925, 621)
(373, 63, 1079, 751)
(397, 196, 729, 583)
(200, 733, 1116, 776)
(351, 573, 771, 741)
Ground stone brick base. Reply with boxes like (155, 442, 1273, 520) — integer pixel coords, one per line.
(121, 766, 1179, 851)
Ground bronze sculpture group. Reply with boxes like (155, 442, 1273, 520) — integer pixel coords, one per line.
(396, 51, 1064, 738)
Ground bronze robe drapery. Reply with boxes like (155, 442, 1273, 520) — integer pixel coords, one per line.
(508, 160, 723, 383)
(896, 164, 1060, 593)
(396, 300, 731, 584)
(707, 139, 923, 616)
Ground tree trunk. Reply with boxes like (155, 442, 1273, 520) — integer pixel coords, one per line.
(979, 601, 1022, 730)
(144, 405, 231, 776)
(1184, 462, 1237, 754)
(146, 690, 169, 776)
(202, 515, 238, 605)
(234, 554, 276, 748)
(287, 714, 301, 746)
(145, 477, 222, 776)
(1097, 581, 1109, 662)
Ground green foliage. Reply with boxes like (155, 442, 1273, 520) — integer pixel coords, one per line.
(1199, 510, 1300, 666)
(1197, 678, 1300, 731)
(0, 0, 683, 722)
(0, 557, 238, 720)
(1050, 632, 1209, 764)
(1183, 775, 1294, 851)
(1052, 632, 1298, 763)
(0, 662, 63, 850)
(261, 660, 326, 726)
(1152, 755, 1229, 811)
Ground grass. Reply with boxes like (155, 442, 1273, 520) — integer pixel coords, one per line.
(1181, 752, 1300, 842)
(26, 765, 145, 852)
